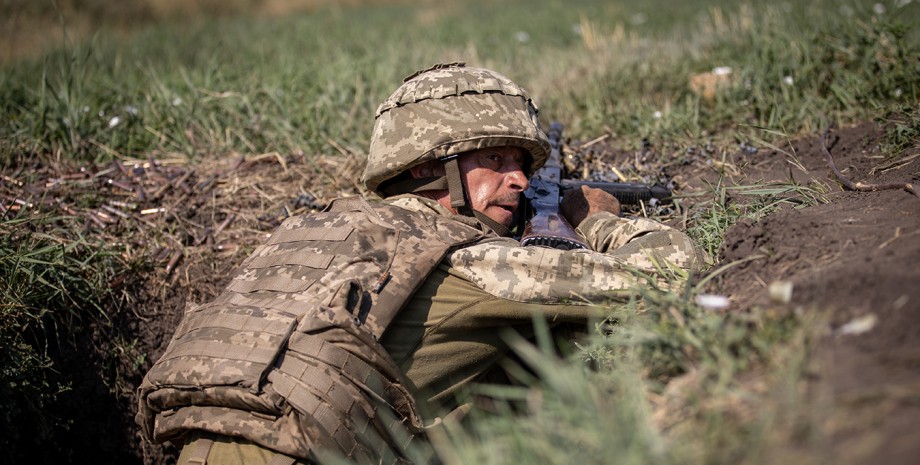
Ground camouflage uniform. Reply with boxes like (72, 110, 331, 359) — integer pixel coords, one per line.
(380, 195, 700, 412)
(363, 64, 701, 410)
(137, 63, 702, 465)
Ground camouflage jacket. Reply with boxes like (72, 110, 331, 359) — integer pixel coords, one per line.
(381, 195, 702, 413)
(389, 194, 701, 302)
(137, 194, 702, 463)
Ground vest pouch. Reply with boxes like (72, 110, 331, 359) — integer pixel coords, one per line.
(297, 279, 368, 333)
(145, 300, 298, 402)
(280, 278, 421, 462)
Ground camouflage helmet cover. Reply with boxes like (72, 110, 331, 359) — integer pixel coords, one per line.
(362, 62, 551, 196)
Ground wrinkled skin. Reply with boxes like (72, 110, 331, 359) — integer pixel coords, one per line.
(412, 146, 621, 228)
(410, 146, 528, 228)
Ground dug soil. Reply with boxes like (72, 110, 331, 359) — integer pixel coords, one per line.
(11, 121, 918, 465)
(670, 121, 920, 465)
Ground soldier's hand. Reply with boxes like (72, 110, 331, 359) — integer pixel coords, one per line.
(561, 185, 621, 227)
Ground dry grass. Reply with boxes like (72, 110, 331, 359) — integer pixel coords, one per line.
(0, 0, 431, 64)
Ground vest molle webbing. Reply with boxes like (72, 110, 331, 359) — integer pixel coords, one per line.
(136, 197, 485, 464)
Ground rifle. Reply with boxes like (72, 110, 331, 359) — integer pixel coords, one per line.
(520, 121, 671, 250)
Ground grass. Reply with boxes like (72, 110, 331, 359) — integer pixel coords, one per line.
(0, 213, 131, 455)
(877, 104, 920, 154)
(3, 0, 917, 165)
(1, 0, 919, 463)
(420, 267, 817, 465)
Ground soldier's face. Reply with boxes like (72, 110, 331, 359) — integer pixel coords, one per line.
(459, 146, 529, 228)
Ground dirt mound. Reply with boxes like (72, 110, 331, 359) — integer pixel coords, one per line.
(707, 122, 920, 465)
(575, 120, 919, 464)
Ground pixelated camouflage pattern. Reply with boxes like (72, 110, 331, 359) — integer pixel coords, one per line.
(446, 212, 704, 303)
(136, 197, 484, 464)
(384, 193, 484, 231)
(362, 63, 551, 196)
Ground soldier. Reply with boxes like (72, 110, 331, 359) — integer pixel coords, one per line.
(137, 63, 702, 465)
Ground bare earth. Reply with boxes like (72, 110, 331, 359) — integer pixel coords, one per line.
(14, 121, 918, 464)
(672, 121, 920, 465)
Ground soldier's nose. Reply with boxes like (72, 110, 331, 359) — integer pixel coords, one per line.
(507, 169, 528, 191)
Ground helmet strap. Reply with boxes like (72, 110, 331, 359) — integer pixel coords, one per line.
(443, 155, 512, 237)
(381, 155, 514, 238)
(471, 209, 512, 237)
(442, 156, 467, 211)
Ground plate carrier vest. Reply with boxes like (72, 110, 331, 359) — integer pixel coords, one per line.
(136, 197, 486, 464)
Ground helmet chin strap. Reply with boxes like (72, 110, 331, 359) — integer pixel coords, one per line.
(379, 156, 513, 237)
(442, 156, 513, 238)
(381, 155, 511, 237)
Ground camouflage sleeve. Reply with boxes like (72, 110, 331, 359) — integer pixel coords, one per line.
(445, 213, 703, 304)
(578, 212, 703, 269)
(576, 212, 672, 252)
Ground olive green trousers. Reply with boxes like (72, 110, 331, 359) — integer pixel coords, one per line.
(177, 432, 305, 465)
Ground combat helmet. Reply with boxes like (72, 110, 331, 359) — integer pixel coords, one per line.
(362, 63, 550, 233)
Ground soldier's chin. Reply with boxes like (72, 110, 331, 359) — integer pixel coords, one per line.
(485, 206, 515, 228)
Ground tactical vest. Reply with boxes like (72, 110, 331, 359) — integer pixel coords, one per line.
(136, 197, 486, 464)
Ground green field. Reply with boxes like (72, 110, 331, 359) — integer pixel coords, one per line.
(2, 0, 918, 463)
(5, 0, 916, 164)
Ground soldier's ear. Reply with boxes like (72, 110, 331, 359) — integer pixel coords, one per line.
(409, 160, 445, 179)
(408, 163, 428, 179)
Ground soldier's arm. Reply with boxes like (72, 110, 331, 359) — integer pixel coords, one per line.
(576, 212, 704, 271)
(561, 182, 702, 266)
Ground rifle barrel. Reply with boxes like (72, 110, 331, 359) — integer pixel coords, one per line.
(559, 180, 671, 205)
